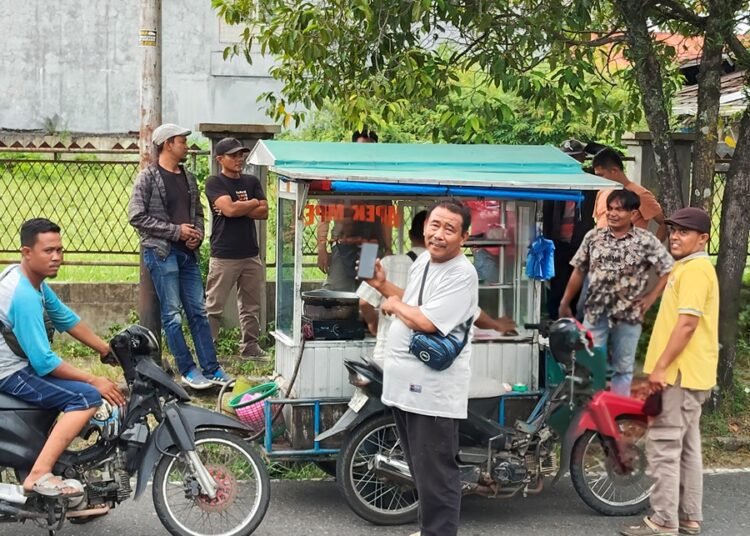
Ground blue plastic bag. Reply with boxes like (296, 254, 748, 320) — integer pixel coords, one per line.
(525, 236, 556, 281)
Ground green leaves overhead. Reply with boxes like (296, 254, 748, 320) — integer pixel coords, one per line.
(210, 0, 694, 141)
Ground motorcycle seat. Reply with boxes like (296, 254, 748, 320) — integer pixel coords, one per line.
(468, 376, 506, 399)
(0, 391, 48, 410)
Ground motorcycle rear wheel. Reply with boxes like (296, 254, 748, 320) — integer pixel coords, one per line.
(336, 413, 419, 526)
(570, 417, 653, 516)
(152, 430, 270, 536)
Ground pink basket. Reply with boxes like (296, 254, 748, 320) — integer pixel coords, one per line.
(234, 393, 266, 430)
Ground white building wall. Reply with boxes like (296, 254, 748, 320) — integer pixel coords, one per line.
(0, 1, 281, 133)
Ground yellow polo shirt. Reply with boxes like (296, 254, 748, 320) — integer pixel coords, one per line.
(643, 252, 719, 390)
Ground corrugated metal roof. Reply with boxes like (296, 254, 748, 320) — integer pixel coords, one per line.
(673, 70, 748, 117)
(248, 140, 616, 191)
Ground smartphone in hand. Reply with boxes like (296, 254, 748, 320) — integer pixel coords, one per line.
(357, 242, 379, 280)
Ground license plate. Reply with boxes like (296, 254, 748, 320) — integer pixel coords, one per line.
(348, 389, 369, 412)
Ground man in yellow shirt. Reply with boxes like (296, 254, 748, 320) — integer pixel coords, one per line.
(621, 207, 718, 536)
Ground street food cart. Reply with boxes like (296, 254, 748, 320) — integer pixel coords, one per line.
(246, 141, 614, 459)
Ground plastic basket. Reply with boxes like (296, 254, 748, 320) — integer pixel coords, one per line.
(229, 382, 279, 430)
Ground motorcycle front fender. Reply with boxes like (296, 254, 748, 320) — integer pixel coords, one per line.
(314, 398, 386, 442)
(133, 402, 250, 499)
(552, 391, 646, 486)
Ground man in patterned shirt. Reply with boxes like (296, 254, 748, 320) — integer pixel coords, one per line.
(559, 189, 673, 396)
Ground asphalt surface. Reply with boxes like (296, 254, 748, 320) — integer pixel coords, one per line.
(8, 471, 750, 536)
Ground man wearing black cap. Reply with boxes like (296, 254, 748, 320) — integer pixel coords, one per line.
(621, 207, 718, 536)
(204, 138, 269, 360)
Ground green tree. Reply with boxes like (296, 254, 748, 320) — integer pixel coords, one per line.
(213, 0, 750, 399)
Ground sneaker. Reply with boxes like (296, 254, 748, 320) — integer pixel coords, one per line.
(241, 345, 270, 362)
(181, 369, 213, 390)
(208, 367, 234, 386)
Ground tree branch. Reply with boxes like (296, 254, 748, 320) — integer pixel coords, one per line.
(651, 0, 707, 28)
(561, 32, 627, 48)
(727, 34, 750, 69)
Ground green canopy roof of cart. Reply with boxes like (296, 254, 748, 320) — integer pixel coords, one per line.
(248, 140, 616, 190)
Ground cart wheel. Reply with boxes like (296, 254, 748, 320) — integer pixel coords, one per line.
(336, 414, 418, 525)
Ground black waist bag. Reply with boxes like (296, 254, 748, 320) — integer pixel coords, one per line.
(408, 262, 472, 371)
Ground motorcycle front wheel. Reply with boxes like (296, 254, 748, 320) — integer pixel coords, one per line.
(569, 417, 653, 516)
(336, 413, 419, 526)
(152, 430, 270, 536)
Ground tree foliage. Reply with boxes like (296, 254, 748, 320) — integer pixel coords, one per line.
(212, 0, 687, 141)
(213, 0, 750, 400)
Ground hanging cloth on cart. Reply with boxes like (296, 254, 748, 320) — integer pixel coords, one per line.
(525, 236, 556, 281)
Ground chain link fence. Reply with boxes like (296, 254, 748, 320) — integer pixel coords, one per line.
(709, 170, 724, 255)
(1, 151, 208, 257)
(707, 168, 750, 256)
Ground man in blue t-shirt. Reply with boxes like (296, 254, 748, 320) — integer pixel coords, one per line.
(0, 219, 125, 497)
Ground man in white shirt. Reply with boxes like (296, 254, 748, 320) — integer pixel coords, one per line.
(365, 200, 478, 536)
(359, 210, 515, 366)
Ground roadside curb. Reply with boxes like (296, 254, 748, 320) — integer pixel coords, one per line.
(703, 467, 750, 474)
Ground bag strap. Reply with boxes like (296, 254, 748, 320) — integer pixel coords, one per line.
(406, 250, 418, 262)
(416, 260, 473, 347)
(417, 261, 430, 306)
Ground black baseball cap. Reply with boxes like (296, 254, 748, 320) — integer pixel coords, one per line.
(560, 139, 586, 156)
(215, 137, 250, 156)
(665, 207, 711, 234)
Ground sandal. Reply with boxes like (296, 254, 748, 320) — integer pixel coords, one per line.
(25, 473, 84, 498)
(678, 523, 701, 535)
(620, 516, 678, 536)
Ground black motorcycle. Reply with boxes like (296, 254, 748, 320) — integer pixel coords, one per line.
(0, 325, 270, 536)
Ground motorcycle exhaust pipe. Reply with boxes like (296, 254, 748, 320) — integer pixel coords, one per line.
(0, 502, 45, 520)
(370, 454, 414, 486)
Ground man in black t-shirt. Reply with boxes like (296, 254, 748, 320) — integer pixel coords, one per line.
(204, 138, 269, 360)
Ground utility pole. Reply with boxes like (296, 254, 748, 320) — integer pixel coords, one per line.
(137, 0, 166, 369)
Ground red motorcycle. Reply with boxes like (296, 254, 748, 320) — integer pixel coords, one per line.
(323, 318, 652, 525)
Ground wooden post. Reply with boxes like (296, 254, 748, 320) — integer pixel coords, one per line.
(137, 0, 166, 368)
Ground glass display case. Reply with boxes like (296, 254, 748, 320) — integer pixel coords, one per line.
(271, 183, 542, 399)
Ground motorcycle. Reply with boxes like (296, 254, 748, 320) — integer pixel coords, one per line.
(317, 318, 652, 525)
(0, 325, 270, 536)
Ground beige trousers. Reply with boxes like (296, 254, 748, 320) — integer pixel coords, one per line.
(205, 256, 264, 356)
(646, 379, 710, 528)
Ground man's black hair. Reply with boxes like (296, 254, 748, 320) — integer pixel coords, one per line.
(409, 210, 428, 240)
(606, 189, 641, 212)
(592, 147, 624, 171)
(352, 129, 378, 143)
(427, 199, 472, 234)
(21, 218, 61, 248)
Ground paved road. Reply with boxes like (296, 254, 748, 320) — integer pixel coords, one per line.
(10, 472, 750, 535)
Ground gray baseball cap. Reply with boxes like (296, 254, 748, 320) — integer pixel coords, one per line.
(152, 123, 191, 146)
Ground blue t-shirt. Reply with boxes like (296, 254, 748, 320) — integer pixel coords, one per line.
(0, 265, 79, 378)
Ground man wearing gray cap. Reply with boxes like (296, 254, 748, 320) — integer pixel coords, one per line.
(204, 138, 269, 360)
(621, 207, 717, 536)
(128, 123, 233, 389)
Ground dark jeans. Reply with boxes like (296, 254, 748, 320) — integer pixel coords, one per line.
(143, 248, 220, 376)
(392, 407, 461, 536)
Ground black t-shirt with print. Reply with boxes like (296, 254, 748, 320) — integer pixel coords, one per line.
(158, 165, 191, 253)
(204, 173, 266, 259)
